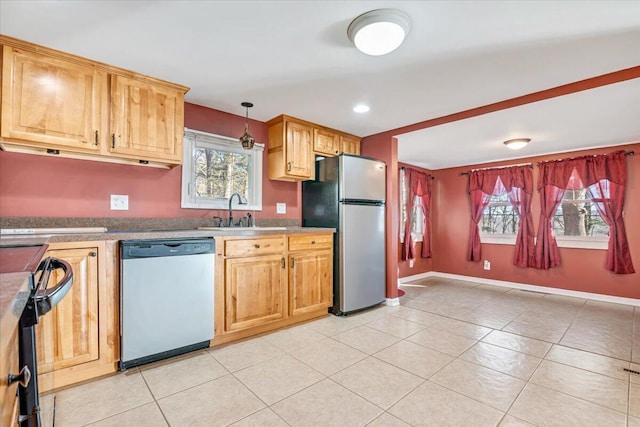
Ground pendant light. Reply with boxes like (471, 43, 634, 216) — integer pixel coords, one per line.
(239, 102, 255, 150)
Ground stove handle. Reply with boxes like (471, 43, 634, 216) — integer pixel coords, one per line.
(8, 365, 31, 388)
(35, 257, 74, 316)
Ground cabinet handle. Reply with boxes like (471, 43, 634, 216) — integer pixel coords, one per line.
(8, 365, 31, 388)
(94, 130, 99, 146)
(89, 251, 97, 257)
(291, 257, 295, 268)
(287, 162, 292, 172)
(111, 134, 116, 149)
(254, 244, 260, 249)
(281, 257, 285, 269)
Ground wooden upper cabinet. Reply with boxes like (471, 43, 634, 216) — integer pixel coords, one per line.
(267, 115, 314, 181)
(267, 114, 361, 181)
(110, 75, 183, 163)
(36, 246, 99, 374)
(314, 128, 340, 156)
(340, 134, 361, 155)
(0, 36, 188, 167)
(285, 121, 314, 178)
(1, 46, 108, 152)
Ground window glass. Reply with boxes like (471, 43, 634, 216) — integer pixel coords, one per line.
(481, 192, 519, 235)
(181, 129, 263, 210)
(553, 186, 609, 237)
(399, 169, 424, 242)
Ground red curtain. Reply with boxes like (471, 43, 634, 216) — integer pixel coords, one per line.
(401, 170, 418, 260)
(535, 150, 634, 274)
(467, 188, 491, 261)
(467, 165, 534, 265)
(401, 168, 433, 260)
(416, 173, 433, 258)
(534, 182, 565, 269)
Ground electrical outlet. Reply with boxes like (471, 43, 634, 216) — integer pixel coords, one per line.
(409, 259, 415, 268)
(110, 194, 129, 210)
(483, 260, 491, 270)
(276, 203, 286, 214)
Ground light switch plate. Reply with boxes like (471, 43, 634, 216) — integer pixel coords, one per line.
(111, 194, 129, 210)
(276, 203, 286, 214)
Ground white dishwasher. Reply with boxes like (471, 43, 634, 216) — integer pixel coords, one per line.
(119, 238, 215, 370)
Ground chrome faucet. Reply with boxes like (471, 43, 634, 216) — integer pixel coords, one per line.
(228, 192, 247, 227)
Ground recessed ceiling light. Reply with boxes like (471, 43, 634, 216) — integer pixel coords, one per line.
(347, 9, 411, 56)
(353, 104, 370, 113)
(503, 138, 531, 150)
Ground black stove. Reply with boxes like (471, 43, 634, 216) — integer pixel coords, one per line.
(1, 244, 73, 427)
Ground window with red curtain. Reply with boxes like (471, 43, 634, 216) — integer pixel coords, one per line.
(467, 165, 535, 267)
(535, 150, 634, 274)
(400, 168, 433, 260)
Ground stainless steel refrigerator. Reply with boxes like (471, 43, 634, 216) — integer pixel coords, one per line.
(302, 154, 386, 315)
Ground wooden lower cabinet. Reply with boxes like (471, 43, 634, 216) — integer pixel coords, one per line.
(225, 254, 287, 332)
(35, 241, 118, 392)
(213, 232, 334, 346)
(289, 249, 332, 316)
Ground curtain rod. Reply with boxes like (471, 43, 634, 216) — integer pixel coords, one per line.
(399, 166, 436, 179)
(460, 163, 533, 176)
(459, 151, 635, 175)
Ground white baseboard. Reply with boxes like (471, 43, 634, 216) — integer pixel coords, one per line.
(385, 297, 400, 306)
(398, 271, 640, 307)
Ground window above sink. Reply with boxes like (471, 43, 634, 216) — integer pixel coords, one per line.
(181, 128, 264, 210)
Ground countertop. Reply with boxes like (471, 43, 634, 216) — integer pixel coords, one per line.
(0, 244, 48, 366)
(0, 227, 336, 246)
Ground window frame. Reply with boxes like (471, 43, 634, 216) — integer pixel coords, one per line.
(181, 128, 264, 210)
(551, 188, 609, 250)
(479, 191, 520, 243)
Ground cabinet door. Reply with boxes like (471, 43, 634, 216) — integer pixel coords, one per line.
(110, 75, 183, 163)
(340, 135, 360, 155)
(289, 250, 333, 316)
(285, 121, 313, 178)
(1, 46, 107, 151)
(314, 128, 340, 156)
(225, 254, 287, 332)
(36, 247, 99, 373)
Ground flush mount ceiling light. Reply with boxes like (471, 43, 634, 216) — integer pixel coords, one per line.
(353, 104, 370, 113)
(347, 9, 411, 56)
(239, 102, 255, 150)
(503, 138, 531, 150)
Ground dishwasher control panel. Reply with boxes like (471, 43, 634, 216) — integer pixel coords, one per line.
(121, 239, 215, 259)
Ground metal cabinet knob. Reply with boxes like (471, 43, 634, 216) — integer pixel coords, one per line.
(8, 365, 31, 388)
(89, 251, 97, 257)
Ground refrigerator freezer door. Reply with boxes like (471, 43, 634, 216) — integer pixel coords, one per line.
(339, 155, 386, 202)
(339, 203, 386, 313)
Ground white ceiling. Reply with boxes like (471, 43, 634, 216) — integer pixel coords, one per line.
(1, 1, 639, 169)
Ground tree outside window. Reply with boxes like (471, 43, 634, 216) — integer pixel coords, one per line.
(181, 129, 263, 210)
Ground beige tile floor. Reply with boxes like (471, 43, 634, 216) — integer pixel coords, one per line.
(41, 277, 640, 426)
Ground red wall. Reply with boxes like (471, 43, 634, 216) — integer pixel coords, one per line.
(397, 162, 434, 278)
(361, 135, 400, 299)
(430, 143, 640, 299)
(0, 103, 300, 220)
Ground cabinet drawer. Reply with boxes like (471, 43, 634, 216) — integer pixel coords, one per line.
(288, 234, 333, 251)
(225, 237, 285, 257)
